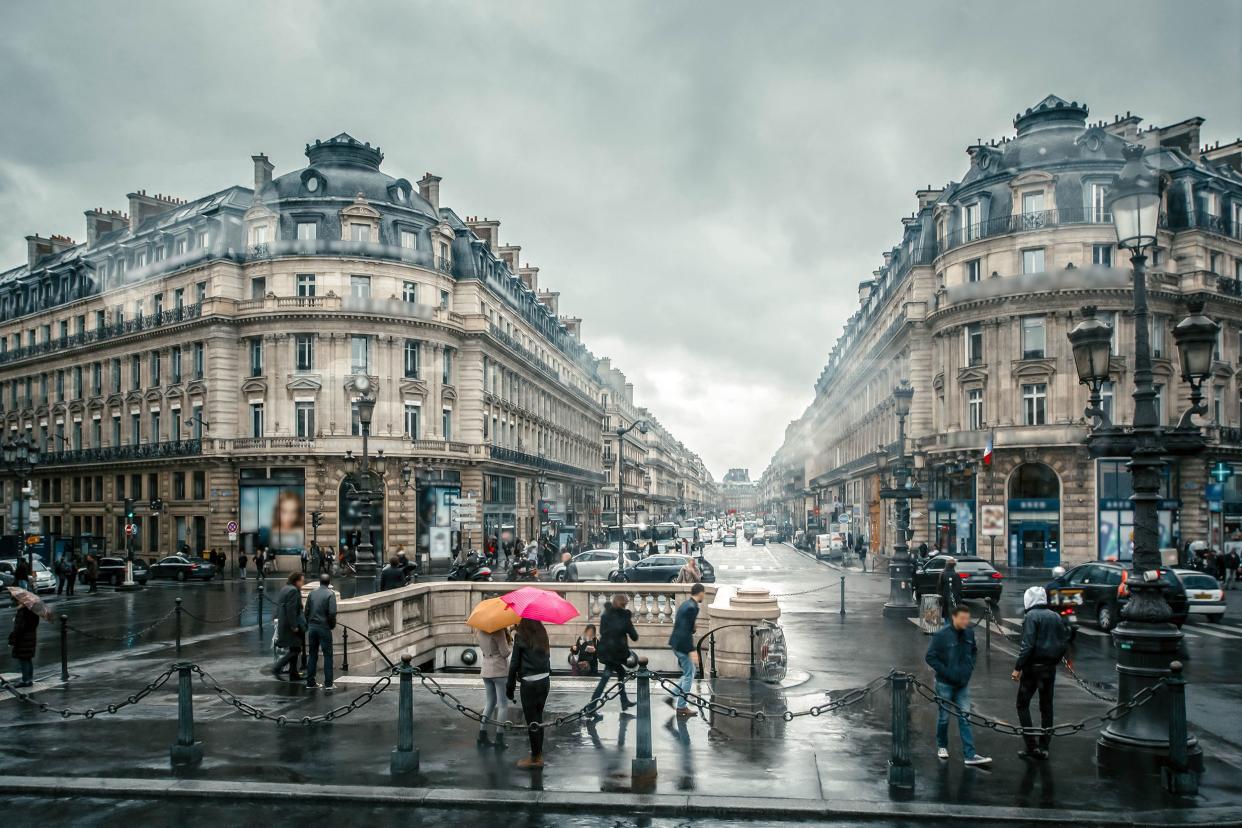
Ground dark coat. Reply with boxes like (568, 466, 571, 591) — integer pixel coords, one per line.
(506, 639, 552, 700)
(9, 606, 39, 660)
(938, 568, 964, 614)
(1016, 607, 1069, 670)
(379, 565, 405, 591)
(274, 584, 305, 648)
(596, 604, 638, 667)
(925, 623, 976, 688)
(668, 598, 700, 654)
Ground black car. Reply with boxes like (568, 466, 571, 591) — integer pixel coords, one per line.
(722, 533, 737, 547)
(1046, 562, 1187, 631)
(148, 555, 215, 582)
(616, 554, 716, 583)
(751, 534, 767, 546)
(913, 555, 1004, 606)
(80, 556, 149, 587)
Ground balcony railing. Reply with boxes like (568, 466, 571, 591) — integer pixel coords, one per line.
(1171, 212, 1239, 239)
(489, 444, 606, 483)
(0, 303, 202, 367)
(940, 208, 1112, 253)
(41, 439, 202, 466)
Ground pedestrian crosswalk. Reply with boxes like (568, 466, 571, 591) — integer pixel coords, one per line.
(715, 564, 770, 572)
(995, 615, 1242, 641)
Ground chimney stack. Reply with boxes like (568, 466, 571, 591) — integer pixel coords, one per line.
(498, 244, 521, 271)
(126, 190, 182, 233)
(466, 217, 501, 251)
(252, 154, 274, 198)
(25, 234, 76, 270)
(418, 173, 442, 211)
(84, 208, 129, 246)
(518, 265, 539, 292)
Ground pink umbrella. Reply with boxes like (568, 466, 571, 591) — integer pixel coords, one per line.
(501, 586, 580, 625)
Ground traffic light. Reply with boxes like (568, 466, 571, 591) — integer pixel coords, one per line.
(124, 498, 135, 521)
(311, 511, 323, 529)
(149, 497, 164, 514)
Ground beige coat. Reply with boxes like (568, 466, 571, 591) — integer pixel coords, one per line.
(675, 563, 701, 584)
(477, 629, 512, 679)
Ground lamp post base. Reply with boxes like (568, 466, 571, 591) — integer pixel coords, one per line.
(117, 562, 142, 591)
(884, 557, 918, 618)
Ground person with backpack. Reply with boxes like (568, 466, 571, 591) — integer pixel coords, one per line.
(1013, 585, 1069, 760)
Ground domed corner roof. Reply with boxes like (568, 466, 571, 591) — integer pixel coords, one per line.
(1013, 95, 1089, 136)
(267, 132, 439, 217)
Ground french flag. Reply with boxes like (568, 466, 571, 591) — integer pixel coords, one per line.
(983, 433, 993, 466)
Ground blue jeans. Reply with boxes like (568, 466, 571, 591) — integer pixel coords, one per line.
(935, 680, 976, 756)
(592, 663, 632, 706)
(305, 625, 334, 686)
(674, 651, 695, 709)
(19, 659, 34, 684)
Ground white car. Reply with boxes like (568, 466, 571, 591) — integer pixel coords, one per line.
(551, 548, 640, 581)
(1173, 569, 1226, 621)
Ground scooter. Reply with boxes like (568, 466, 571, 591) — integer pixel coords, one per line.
(507, 558, 540, 582)
(448, 552, 492, 582)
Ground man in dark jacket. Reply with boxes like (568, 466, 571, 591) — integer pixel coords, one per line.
(9, 605, 40, 687)
(379, 556, 405, 591)
(937, 558, 963, 621)
(1013, 586, 1069, 760)
(668, 584, 705, 718)
(303, 573, 337, 689)
(272, 572, 306, 681)
(591, 594, 637, 713)
(925, 604, 990, 765)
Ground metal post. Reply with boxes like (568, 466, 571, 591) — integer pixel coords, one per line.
(256, 582, 265, 637)
(839, 576, 846, 616)
(390, 653, 419, 774)
(887, 672, 914, 789)
(175, 597, 183, 656)
(709, 631, 717, 679)
(631, 656, 657, 787)
(59, 614, 69, 683)
(341, 627, 350, 674)
(169, 663, 203, 766)
(1162, 661, 1198, 796)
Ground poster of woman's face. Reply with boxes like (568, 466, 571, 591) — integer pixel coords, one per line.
(241, 485, 305, 553)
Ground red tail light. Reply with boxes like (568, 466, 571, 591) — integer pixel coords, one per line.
(959, 572, 970, 579)
(1059, 608, 1074, 616)
(1117, 569, 1129, 598)
(990, 572, 1003, 580)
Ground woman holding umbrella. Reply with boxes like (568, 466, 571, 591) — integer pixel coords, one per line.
(506, 618, 552, 769)
(8, 587, 50, 687)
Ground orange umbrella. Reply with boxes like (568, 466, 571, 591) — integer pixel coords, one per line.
(466, 596, 520, 634)
(7, 587, 53, 621)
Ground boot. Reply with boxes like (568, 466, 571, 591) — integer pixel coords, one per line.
(476, 731, 492, 748)
(493, 733, 507, 752)
(517, 754, 544, 769)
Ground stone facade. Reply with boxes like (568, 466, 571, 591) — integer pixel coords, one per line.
(761, 97, 1242, 570)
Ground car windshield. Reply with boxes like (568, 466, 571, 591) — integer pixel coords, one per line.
(33, 561, 48, 571)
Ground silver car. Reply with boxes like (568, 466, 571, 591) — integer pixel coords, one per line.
(550, 548, 640, 581)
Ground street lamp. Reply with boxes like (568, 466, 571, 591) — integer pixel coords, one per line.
(612, 419, 648, 578)
(1066, 144, 1212, 774)
(880, 381, 920, 618)
(349, 376, 381, 574)
(2, 434, 40, 575)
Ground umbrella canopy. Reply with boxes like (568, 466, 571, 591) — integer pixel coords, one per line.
(7, 587, 53, 621)
(501, 586, 580, 625)
(466, 597, 520, 634)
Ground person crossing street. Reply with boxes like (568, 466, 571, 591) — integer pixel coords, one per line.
(925, 604, 991, 766)
(1013, 585, 1069, 760)
(668, 583, 705, 718)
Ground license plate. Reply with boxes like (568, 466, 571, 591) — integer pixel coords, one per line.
(1194, 593, 1213, 600)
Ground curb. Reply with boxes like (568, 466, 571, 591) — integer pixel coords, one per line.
(0, 775, 1232, 825)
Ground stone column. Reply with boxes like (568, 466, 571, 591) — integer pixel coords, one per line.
(702, 587, 782, 679)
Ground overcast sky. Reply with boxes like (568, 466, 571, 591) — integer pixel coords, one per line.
(1, 1, 1239, 480)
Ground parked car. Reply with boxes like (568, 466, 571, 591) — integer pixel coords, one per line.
(615, 554, 716, 583)
(913, 555, 1004, 607)
(148, 555, 215, 582)
(1173, 569, 1226, 622)
(0, 559, 59, 593)
(80, 556, 149, 587)
(722, 532, 737, 547)
(1046, 562, 1187, 631)
(550, 548, 640, 581)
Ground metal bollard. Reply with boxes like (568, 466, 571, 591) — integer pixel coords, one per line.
(170, 663, 203, 766)
(257, 582, 265, 637)
(631, 656, 657, 788)
(60, 615, 69, 683)
(887, 672, 914, 789)
(839, 576, 846, 616)
(1162, 661, 1198, 796)
(341, 627, 350, 674)
(175, 598, 183, 656)
(391, 653, 419, 774)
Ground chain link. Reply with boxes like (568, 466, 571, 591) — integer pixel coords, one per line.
(191, 664, 395, 725)
(180, 592, 263, 625)
(0, 668, 177, 718)
(411, 667, 633, 731)
(770, 581, 843, 599)
(65, 605, 179, 644)
(908, 673, 1166, 738)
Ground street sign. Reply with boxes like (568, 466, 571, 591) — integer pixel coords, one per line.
(980, 504, 1006, 537)
(228, 532, 238, 542)
(126, 522, 139, 536)
(226, 520, 239, 534)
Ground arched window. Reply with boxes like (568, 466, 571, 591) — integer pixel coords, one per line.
(1008, 462, 1059, 500)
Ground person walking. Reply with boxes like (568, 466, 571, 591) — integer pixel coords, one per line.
(668, 583, 706, 718)
(937, 557, 963, 621)
(66, 555, 77, 597)
(380, 556, 405, 591)
(1225, 548, 1240, 590)
(303, 573, 337, 689)
(238, 552, 248, 580)
(506, 618, 551, 769)
(8, 603, 40, 687)
(1013, 585, 1069, 760)
(477, 626, 512, 750)
(675, 556, 702, 584)
(272, 572, 306, 682)
(86, 554, 98, 594)
(55, 557, 68, 596)
(592, 594, 637, 715)
(14, 558, 29, 591)
(925, 604, 990, 765)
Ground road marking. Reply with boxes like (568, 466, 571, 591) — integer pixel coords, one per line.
(1182, 624, 1242, 640)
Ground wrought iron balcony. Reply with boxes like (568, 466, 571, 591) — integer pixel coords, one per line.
(939, 208, 1114, 253)
(489, 444, 606, 483)
(0, 303, 203, 366)
(40, 439, 202, 466)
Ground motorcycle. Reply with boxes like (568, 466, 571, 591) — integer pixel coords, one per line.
(507, 558, 540, 582)
(448, 552, 493, 582)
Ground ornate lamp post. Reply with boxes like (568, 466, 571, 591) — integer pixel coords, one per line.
(345, 376, 384, 575)
(881, 381, 921, 618)
(1066, 144, 1213, 772)
(613, 419, 648, 577)
(2, 434, 41, 575)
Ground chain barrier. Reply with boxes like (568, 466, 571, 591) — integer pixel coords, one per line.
(908, 673, 1166, 739)
(180, 592, 263, 625)
(413, 668, 634, 731)
(769, 581, 840, 599)
(651, 670, 893, 721)
(64, 605, 179, 644)
(191, 664, 395, 725)
(0, 667, 177, 719)
(981, 605, 1119, 704)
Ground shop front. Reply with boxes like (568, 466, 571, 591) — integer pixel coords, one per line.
(927, 465, 977, 556)
(1096, 458, 1179, 562)
(483, 473, 517, 551)
(1007, 463, 1060, 569)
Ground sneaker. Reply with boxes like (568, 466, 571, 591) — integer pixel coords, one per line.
(305, 680, 319, 689)
(937, 747, 949, 760)
(322, 683, 335, 691)
(675, 708, 698, 718)
(964, 754, 992, 766)
(621, 700, 637, 711)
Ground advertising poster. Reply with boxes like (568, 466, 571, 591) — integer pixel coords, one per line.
(241, 484, 306, 555)
(417, 483, 461, 568)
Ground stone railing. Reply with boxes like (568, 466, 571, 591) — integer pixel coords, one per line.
(334, 581, 719, 675)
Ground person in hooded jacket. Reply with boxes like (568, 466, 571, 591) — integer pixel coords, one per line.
(591, 594, 637, 714)
(937, 557, 963, 621)
(1012, 585, 1069, 760)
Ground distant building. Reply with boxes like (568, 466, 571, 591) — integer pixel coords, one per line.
(721, 467, 759, 514)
